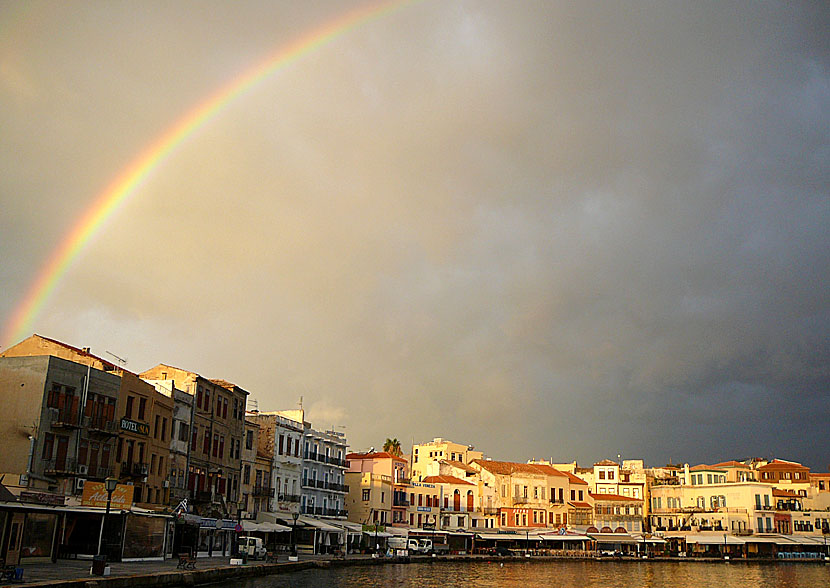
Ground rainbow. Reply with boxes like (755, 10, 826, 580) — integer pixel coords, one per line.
(2, 0, 412, 349)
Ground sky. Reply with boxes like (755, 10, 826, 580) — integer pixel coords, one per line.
(1, 1, 828, 470)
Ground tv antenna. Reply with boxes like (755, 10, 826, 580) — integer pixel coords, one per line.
(105, 350, 127, 366)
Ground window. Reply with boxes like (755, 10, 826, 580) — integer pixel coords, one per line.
(126, 396, 134, 418)
(599, 470, 606, 480)
(161, 418, 167, 441)
(278, 434, 284, 455)
(608, 470, 615, 480)
(154, 415, 160, 438)
(362, 489, 370, 501)
(42, 433, 54, 460)
(138, 397, 146, 420)
(246, 430, 254, 450)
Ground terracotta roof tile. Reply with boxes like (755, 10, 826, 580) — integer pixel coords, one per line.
(346, 451, 407, 462)
(471, 460, 566, 477)
(422, 475, 474, 486)
(589, 492, 642, 502)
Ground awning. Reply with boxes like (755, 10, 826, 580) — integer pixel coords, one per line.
(328, 521, 364, 537)
(631, 534, 667, 544)
(298, 516, 343, 532)
(476, 532, 530, 541)
(258, 522, 290, 532)
(743, 535, 781, 544)
(588, 533, 639, 544)
(535, 534, 591, 542)
(363, 531, 393, 538)
(683, 534, 746, 545)
(779, 535, 826, 545)
(385, 526, 410, 537)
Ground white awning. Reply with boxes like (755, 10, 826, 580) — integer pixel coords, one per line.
(536, 534, 591, 542)
(476, 532, 529, 541)
(683, 534, 746, 545)
(630, 534, 667, 544)
(363, 531, 393, 538)
(779, 535, 826, 545)
(299, 516, 345, 532)
(589, 533, 640, 544)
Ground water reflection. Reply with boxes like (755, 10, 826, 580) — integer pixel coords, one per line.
(216, 560, 830, 588)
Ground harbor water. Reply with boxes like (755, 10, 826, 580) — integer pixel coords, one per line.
(214, 560, 830, 587)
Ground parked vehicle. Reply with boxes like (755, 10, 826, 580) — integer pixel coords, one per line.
(237, 536, 267, 559)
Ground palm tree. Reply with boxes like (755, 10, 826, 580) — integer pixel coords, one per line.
(383, 438, 402, 457)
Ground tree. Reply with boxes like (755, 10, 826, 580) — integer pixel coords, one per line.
(383, 438, 402, 457)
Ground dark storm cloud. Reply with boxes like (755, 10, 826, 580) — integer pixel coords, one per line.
(1, 1, 827, 468)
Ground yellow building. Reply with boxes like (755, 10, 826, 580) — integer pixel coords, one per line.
(410, 438, 482, 482)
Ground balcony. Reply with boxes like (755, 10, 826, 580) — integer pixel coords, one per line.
(48, 408, 81, 428)
(43, 458, 78, 477)
(253, 485, 275, 498)
(120, 461, 149, 478)
(84, 416, 117, 435)
(326, 482, 348, 493)
(315, 479, 326, 489)
(393, 497, 410, 507)
(305, 452, 319, 462)
(280, 493, 301, 503)
(327, 456, 347, 468)
(512, 496, 529, 504)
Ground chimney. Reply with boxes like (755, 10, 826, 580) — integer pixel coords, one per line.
(82, 347, 90, 353)
(684, 463, 690, 486)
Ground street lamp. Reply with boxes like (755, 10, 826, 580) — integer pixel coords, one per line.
(291, 510, 301, 558)
(96, 477, 119, 556)
(723, 532, 728, 560)
(93, 477, 118, 576)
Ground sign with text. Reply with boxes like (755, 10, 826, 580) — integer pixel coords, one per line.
(120, 418, 150, 436)
(81, 481, 134, 510)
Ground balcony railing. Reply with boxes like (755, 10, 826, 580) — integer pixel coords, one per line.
(513, 496, 529, 504)
(48, 408, 81, 427)
(253, 486, 275, 497)
(393, 497, 410, 507)
(280, 493, 301, 503)
(43, 458, 78, 476)
(326, 482, 348, 493)
(327, 456, 347, 467)
(84, 416, 117, 434)
(120, 461, 149, 478)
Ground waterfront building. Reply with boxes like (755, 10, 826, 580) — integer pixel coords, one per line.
(756, 459, 812, 494)
(139, 365, 247, 518)
(245, 411, 304, 517)
(470, 460, 571, 529)
(410, 438, 482, 482)
(0, 354, 119, 497)
(649, 480, 776, 533)
(589, 492, 643, 533)
(144, 378, 193, 506)
(2, 335, 173, 509)
(345, 451, 408, 526)
(405, 480, 441, 529)
(239, 418, 261, 519)
(300, 423, 348, 519)
(422, 474, 477, 530)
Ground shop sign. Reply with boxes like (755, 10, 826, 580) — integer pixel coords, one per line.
(120, 418, 149, 436)
(19, 491, 65, 506)
(81, 481, 134, 509)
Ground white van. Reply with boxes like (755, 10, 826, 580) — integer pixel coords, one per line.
(237, 536, 267, 559)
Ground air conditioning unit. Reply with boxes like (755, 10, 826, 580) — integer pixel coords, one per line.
(78, 464, 88, 475)
(162, 480, 170, 488)
(75, 478, 86, 491)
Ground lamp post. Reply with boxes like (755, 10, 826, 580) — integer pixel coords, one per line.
(291, 511, 300, 561)
(723, 532, 729, 560)
(92, 477, 118, 576)
(96, 477, 118, 557)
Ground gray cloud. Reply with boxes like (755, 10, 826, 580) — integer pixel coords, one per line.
(1, 1, 828, 469)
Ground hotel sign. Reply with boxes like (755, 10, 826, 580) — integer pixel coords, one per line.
(120, 418, 149, 436)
